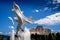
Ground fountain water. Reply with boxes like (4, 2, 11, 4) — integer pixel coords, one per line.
(24, 27, 31, 40)
(16, 27, 31, 40)
(10, 29, 15, 40)
(18, 29, 24, 40)
(10, 27, 31, 40)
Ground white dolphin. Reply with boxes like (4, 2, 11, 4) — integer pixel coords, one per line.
(9, 2, 33, 31)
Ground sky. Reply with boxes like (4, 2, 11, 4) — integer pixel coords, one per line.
(0, 0, 60, 34)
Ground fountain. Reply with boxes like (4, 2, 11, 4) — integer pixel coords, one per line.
(10, 26, 31, 40)
(10, 29, 15, 40)
(9, 2, 33, 40)
(24, 27, 31, 40)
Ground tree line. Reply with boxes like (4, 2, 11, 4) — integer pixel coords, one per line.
(31, 32, 60, 40)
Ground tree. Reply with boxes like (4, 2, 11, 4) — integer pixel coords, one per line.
(52, 33, 56, 40)
(47, 33, 53, 40)
(56, 32, 60, 40)
(0, 36, 3, 40)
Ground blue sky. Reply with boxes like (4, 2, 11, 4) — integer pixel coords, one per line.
(0, 0, 60, 34)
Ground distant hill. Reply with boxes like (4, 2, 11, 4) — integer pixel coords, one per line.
(30, 26, 51, 35)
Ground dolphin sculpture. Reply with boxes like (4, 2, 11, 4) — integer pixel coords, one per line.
(9, 2, 33, 32)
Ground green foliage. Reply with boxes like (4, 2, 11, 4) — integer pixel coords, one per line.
(56, 32, 60, 40)
(31, 32, 60, 40)
(0, 35, 10, 40)
(0, 36, 3, 40)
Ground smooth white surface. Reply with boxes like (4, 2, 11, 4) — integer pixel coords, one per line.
(10, 30, 15, 40)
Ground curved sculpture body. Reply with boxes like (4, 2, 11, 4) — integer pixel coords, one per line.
(9, 2, 33, 40)
(11, 2, 33, 31)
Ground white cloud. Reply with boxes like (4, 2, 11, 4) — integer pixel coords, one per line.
(50, 0, 56, 4)
(44, 7, 52, 11)
(52, 4, 59, 10)
(53, 1, 56, 4)
(34, 12, 60, 25)
(35, 10, 39, 12)
(0, 32, 3, 34)
(49, 0, 60, 4)
(53, 6, 58, 9)
(44, 7, 49, 10)
(9, 26, 14, 29)
(11, 26, 14, 29)
(57, 0, 60, 3)
(53, 0, 60, 3)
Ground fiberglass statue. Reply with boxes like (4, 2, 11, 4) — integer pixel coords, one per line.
(9, 2, 33, 40)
